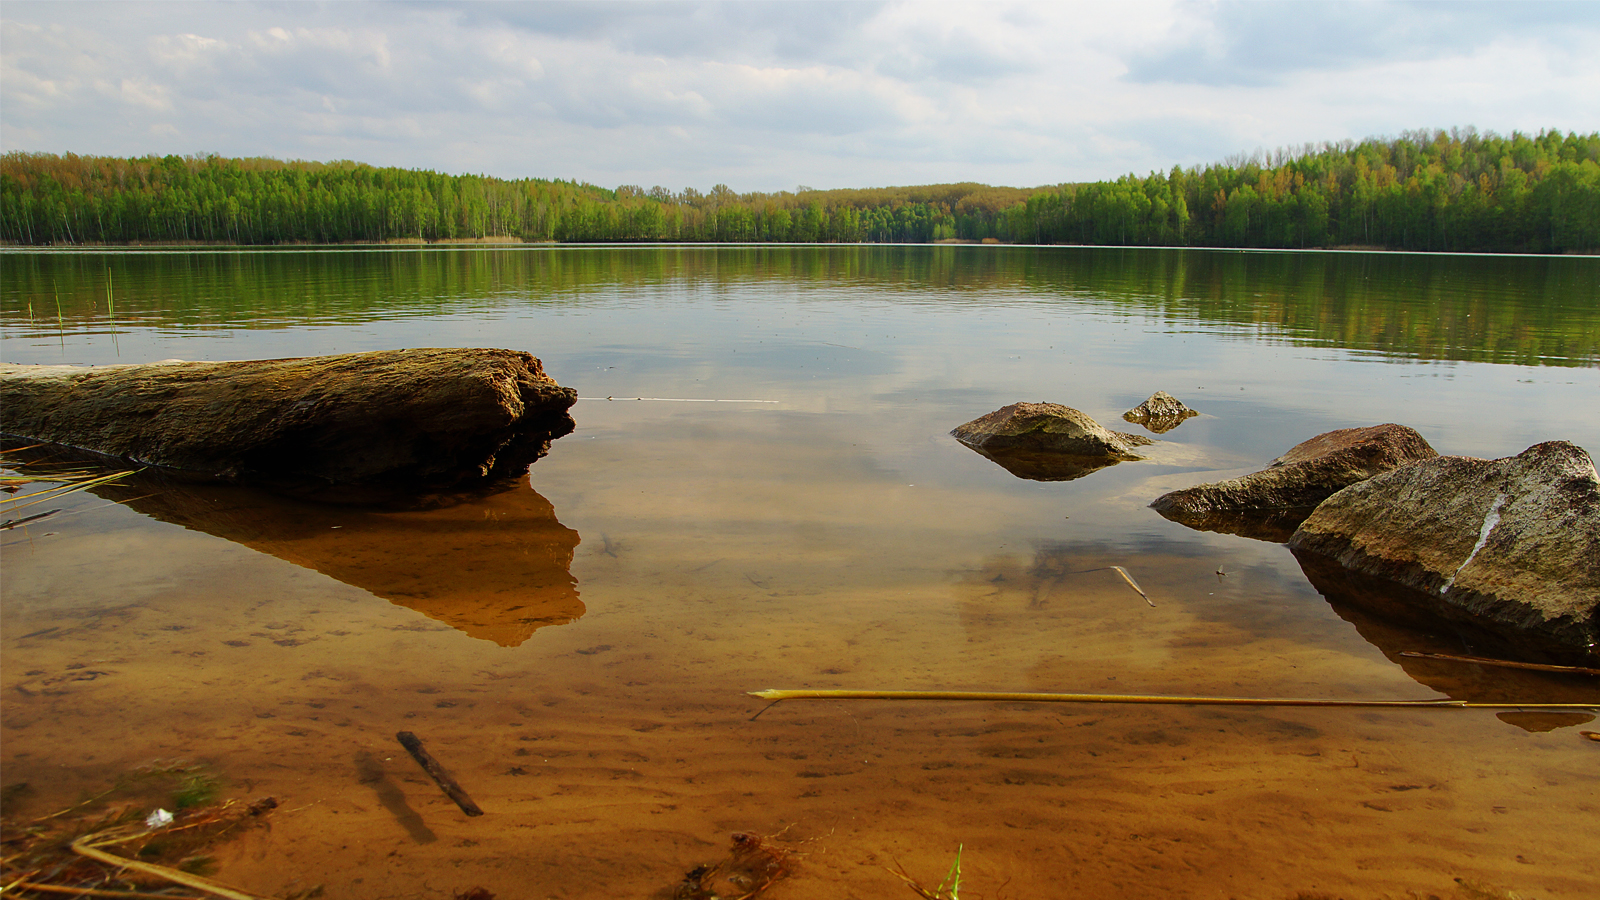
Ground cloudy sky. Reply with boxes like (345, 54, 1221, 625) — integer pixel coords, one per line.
(4, 1, 1597, 192)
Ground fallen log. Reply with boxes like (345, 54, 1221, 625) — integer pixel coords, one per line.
(0, 348, 576, 497)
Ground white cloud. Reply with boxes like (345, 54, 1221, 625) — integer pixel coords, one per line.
(1, 0, 1596, 190)
(118, 77, 172, 111)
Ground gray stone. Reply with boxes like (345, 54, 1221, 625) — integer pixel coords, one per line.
(1151, 424, 1438, 538)
(952, 402, 1152, 457)
(1123, 391, 1198, 433)
(0, 348, 576, 496)
(951, 402, 1153, 481)
(1288, 441, 1600, 655)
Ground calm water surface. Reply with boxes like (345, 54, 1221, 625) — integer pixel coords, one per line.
(3, 246, 1598, 899)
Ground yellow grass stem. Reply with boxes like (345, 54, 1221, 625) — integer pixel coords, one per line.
(1108, 565, 1154, 607)
(6, 882, 204, 898)
(747, 688, 1599, 712)
(106, 268, 118, 347)
(2, 470, 139, 515)
(70, 832, 272, 900)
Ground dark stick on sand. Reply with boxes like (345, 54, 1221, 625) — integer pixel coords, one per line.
(396, 731, 484, 817)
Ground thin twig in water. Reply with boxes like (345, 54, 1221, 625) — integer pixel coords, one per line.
(1055, 565, 1154, 607)
(1108, 565, 1154, 607)
(2, 508, 61, 530)
(7, 882, 206, 898)
(38, 787, 121, 821)
(1399, 651, 1600, 677)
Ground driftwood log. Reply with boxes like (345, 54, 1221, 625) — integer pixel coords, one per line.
(0, 348, 576, 496)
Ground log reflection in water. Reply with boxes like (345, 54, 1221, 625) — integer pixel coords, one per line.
(100, 473, 582, 646)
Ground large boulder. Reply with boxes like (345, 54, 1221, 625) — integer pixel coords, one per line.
(1288, 441, 1600, 656)
(0, 348, 577, 496)
(1123, 391, 1198, 434)
(951, 402, 1153, 482)
(1151, 424, 1438, 539)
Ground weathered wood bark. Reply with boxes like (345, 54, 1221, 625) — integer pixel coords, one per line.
(0, 348, 576, 495)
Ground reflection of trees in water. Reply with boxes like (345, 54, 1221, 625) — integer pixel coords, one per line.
(9, 248, 1594, 367)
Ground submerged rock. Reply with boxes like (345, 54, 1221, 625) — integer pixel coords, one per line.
(1151, 424, 1438, 539)
(1123, 391, 1198, 434)
(0, 348, 577, 496)
(951, 402, 1153, 481)
(1288, 441, 1600, 655)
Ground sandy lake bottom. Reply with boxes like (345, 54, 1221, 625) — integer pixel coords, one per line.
(5, 410, 1597, 900)
(4, 246, 1599, 899)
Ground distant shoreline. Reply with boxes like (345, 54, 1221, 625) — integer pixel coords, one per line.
(7, 130, 1597, 253)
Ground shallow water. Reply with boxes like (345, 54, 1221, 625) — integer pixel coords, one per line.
(3, 245, 1598, 899)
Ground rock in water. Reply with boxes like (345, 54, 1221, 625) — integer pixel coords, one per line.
(1150, 424, 1437, 539)
(951, 402, 1153, 481)
(953, 402, 1152, 456)
(1123, 391, 1198, 433)
(0, 348, 577, 495)
(1288, 441, 1600, 655)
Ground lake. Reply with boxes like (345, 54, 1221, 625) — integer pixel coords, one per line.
(3, 245, 1598, 899)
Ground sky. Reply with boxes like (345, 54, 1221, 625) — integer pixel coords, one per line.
(3, 1, 1598, 193)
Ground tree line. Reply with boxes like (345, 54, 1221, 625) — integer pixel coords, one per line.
(3, 128, 1596, 252)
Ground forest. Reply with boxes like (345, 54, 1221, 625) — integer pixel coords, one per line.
(2, 128, 1596, 253)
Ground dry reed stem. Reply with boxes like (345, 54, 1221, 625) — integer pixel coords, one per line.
(69, 832, 272, 900)
(1108, 565, 1154, 607)
(8, 881, 205, 898)
(2, 470, 138, 516)
(887, 866, 948, 900)
(748, 688, 1600, 711)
